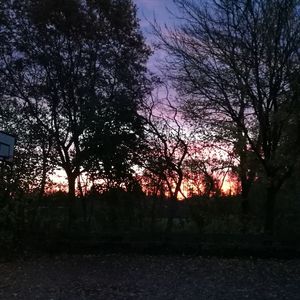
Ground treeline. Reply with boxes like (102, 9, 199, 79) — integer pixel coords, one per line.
(1, 0, 300, 255)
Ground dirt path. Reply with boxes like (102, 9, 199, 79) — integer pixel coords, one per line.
(0, 254, 299, 299)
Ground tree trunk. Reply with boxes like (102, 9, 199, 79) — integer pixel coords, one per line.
(30, 156, 48, 231)
(78, 177, 89, 232)
(264, 185, 277, 236)
(240, 177, 252, 233)
(68, 175, 76, 199)
(165, 196, 177, 235)
(241, 175, 251, 214)
(67, 173, 76, 231)
(150, 196, 157, 232)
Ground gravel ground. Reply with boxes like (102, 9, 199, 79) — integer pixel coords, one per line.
(0, 254, 299, 300)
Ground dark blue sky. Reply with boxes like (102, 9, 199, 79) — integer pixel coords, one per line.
(134, 0, 179, 73)
(134, 0, 178, 34)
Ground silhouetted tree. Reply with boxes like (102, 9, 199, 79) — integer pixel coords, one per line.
(156, 0, 300, 234)
(140, 88, 190, 233)
(0, 98, 54, 196)
(0, 0, 150, 205)
(0, 98, 55, 246)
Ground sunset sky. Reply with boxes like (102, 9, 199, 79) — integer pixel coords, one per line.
(132, 1, 237, 196)
(45, 1, 236, 197)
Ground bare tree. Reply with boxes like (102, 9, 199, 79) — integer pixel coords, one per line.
(140, 87, 190, 233)
(156, 0, 300, 234)
(184, 143, 236, 197)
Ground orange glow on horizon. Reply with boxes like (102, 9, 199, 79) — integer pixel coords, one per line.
(47, 168, 239, 199)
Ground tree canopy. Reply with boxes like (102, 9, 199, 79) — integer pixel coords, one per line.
(0, 0, 150, 195)
(156, 0, 300, 233)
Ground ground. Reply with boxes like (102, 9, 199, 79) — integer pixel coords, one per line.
(0, 254, 299, 299)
